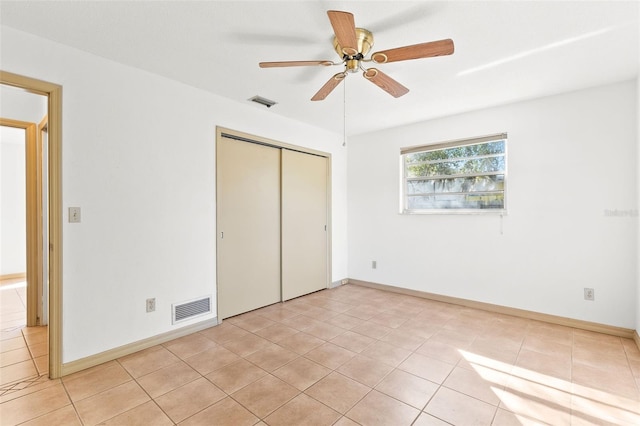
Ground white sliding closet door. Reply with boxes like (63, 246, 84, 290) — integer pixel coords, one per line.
(281, 149, 328, 301)
(216, 137, 281, 320)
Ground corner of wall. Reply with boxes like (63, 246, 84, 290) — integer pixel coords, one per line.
(636, 75, 640, 336)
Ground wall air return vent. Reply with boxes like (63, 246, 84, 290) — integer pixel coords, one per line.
(172, 296, 212, 324)
(249, 95, 277, 108)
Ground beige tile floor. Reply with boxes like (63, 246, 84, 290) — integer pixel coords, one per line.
(1, 283, 639, 425)
(0, 279, 49, 389)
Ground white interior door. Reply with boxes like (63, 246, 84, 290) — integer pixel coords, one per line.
(216, 137, 281, 319)
(281, 149, 328, 301)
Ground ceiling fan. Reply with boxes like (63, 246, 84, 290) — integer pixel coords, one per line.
(259, 10, 454, 101)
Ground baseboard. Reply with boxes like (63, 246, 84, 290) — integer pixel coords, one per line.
(0, 273, 26, 282)
(330, 278, 348, 289)
(349, 279, 635, 340)
(60, 317, 218, 377)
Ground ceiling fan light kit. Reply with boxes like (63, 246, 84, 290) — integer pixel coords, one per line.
(259, 10, 455, 101)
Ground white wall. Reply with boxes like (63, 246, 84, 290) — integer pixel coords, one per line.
(349, 80, 638, 329)
(0, 26, 348, 362)
(0, 128, 26, 275)
(637, 75, 640, 334)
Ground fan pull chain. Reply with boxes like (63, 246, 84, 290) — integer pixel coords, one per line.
(343, 78, 347, 147)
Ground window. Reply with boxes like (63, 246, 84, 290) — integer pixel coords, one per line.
(401, 133, 507, 213)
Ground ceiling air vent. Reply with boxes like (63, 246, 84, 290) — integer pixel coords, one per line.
(172, 296, 212, 324)
(249, 95, 277, 108)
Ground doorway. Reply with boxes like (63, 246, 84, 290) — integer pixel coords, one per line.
(1, 114, 50, 385)
(1, 117, 45, 326)
(0, 71, 62, 379)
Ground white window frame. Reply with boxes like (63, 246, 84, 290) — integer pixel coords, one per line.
(400, 133, 507, 214)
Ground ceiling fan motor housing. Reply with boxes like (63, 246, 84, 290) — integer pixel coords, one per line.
(334, 28, 374, 72)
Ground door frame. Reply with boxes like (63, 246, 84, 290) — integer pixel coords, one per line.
(1, 71, 63, 379)
(37, 115, 48, 325)
(215, 127, 332, 317)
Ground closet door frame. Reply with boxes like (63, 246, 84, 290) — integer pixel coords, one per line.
(215, 127, 332, 319)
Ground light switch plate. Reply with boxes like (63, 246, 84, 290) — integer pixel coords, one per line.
(69, 207, 81, 223)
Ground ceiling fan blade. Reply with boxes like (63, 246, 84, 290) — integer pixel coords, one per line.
(311, 72, 346, 101)
(371, 39, 454, 64)
(327, 10, 358, 56)
(363, 68, 409, 98)
(259, 60, 334, 68)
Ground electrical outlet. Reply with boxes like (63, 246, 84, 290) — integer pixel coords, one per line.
(372, 260, 377, 269)
(584, 288, 594, 301)
(146, 298, 156, 312)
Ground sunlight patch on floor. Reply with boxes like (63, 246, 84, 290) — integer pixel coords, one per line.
(460, 349, 640, 425)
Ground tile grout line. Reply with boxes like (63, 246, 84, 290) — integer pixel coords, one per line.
(21, 328, 41, 380)
(235, 325, 339, 423)
(0, 331, 40, 392)
(119, 356, 179, 426)
(228, 307, 412, 424)
(58, 375, 85, 425)
(619, 335, 640, 395)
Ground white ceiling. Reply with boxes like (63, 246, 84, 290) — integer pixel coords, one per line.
(1, 1, 638, 136)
